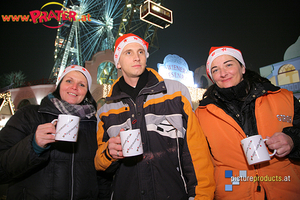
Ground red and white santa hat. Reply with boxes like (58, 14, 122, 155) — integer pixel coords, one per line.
(56, 65, 92, 90)
(206, 46, 245, 82)
(114, 33, 149, 66)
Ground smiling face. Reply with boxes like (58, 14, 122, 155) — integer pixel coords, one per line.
(116, 42, 147, 87)
(59, 71, 88, 104)
(211, 55, 245, 88)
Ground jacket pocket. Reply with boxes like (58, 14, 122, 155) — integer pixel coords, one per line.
(145, 113, 185, 139)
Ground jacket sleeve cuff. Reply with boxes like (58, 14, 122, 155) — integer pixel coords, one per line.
(283, 126, 300, 159)
(104, 147, 116, 161)
(94, 142, 118, 171)
(32, 134, 51, 156)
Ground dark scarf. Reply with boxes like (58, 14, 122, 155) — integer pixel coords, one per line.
(48, 94, 96, 119)
(215, 80, 248, 110)
(215, 80, 248, 100)
(214, 80, 260, 136)
(118, 69, 149, 101)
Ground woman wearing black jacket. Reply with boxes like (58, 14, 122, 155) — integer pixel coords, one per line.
(0, 65, 111, 199)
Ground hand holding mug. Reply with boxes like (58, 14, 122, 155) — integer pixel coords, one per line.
(120, 129, 143, 157)
(241, 135, 276, 165)
(108, 128, 143, 159)
(51, 114, 80, 142)
(265, 132, 294, 157)
(108, 129, 124, 159)
(35, 122, 56, 148)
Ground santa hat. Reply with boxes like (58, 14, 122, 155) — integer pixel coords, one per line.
(114, 33, 149, 66)
(206, 46, 245, 82)
(56, 65, 92, 90)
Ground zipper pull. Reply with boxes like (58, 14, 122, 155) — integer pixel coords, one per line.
(257, 185, 261, 192)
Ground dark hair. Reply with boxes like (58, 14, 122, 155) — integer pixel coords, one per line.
(53, 81, 97, 110)
(242, 69, 270, 92)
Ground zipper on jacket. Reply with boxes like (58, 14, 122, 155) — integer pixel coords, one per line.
(71, 143, 75, 200)
(255, 169, 261, 192)
(129, 98, 138, 122)
(175, 129, 188, 194)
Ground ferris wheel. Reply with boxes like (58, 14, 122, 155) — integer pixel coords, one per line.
(49, 0, 168, 85)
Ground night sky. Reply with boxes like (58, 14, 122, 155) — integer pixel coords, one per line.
(1, 0, 300, 83)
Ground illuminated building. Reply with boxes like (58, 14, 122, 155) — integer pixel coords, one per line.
(260, 36, 300, 100)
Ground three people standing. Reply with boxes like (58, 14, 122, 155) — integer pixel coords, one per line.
(2, 34, 299, 200)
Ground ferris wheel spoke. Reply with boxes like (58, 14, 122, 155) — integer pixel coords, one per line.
(50, 0, 164, 85)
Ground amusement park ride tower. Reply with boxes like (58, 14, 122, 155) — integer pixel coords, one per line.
(49, 0, 172, 85)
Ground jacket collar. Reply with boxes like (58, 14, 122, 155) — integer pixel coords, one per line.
(200, 81, 281, 107)
(38, 95, 61, 116)
(106, 68, 166, 101)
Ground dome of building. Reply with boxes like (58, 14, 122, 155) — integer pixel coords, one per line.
(284, 36, 300, 60)
(163, 54, 188, 70)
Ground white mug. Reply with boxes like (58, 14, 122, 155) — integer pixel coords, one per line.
(241, 135, 276, 165)
(51, 114, 80, 142)
(120, 129, 143, 157)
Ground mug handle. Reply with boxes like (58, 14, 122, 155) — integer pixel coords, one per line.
(263, 139, 277, 157)
(50, 119, 58, 136)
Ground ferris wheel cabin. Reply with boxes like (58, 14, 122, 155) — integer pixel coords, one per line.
(140, 0, 173, 29)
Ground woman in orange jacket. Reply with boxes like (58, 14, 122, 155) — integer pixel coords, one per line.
(195, 46, 300, 199)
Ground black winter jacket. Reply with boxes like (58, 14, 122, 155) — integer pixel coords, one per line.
(0, 96, 104, 199)
(95, 69, 215, 199)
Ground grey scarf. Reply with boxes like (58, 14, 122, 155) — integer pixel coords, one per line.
(48, 94, 96, 119)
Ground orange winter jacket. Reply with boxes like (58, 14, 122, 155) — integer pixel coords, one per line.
(195, 88, 300, 200)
